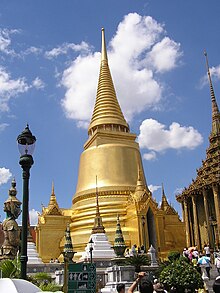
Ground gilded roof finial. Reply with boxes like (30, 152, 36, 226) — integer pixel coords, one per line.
(92, 176, 105, 234)
(161, 183, 169, 210)
(160, 184, 177, 215)
(204, 50, 220, 136)
(52, 181, 55, 195)
(101, 28, 108, 62)
(45, 182, 62, 216)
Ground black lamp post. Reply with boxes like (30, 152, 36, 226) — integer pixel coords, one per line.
(89, 238, 94, 263)
(141, 215, 147, 253)
(17, 124, 36, 279)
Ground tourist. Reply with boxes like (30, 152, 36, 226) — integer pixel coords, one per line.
(153, 282, 167, 292)
(141, 245, 145, 254)
(128, 272, 153, 293)
(192, 255, 198, 269)
(183, 248, 189, 258)
(116, 283, 125, 293)
(193, 247, 199, 260)
(125, 248, 130, 257)
(204, 244, 210, 257)
(49, 258, 54, 263)
(197, 253, 211, 279)
(215, 254, 220, 275)
(130, 244, 137, 256)
(213, 276, 220, 293)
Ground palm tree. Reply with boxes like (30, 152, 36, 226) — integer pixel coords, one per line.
(0, 258, 21, 278)
(125, 254, 150, 272)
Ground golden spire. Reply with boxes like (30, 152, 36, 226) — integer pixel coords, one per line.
(160, 183, 169, 211)
(45, 182, 62, 215)
(88, 28, 129, 134)
(136, 165, 145, 192)
(101, 28, 108, 62)
(204, 50, 220, 136)
(92, 176, 105, 234)
(49, 181, 57, 206)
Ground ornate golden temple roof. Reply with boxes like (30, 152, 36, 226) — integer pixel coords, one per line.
(132, 166, 150, 200)
(176, 52, 220, 201)
(161, 183, 177, 215)
(42, 182, 62, 216)
(88, 28, 129, 134)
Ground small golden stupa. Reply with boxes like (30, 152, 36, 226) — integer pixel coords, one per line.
(36, 29, 185, 261)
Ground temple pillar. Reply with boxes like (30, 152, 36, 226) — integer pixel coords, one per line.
(203, 189, 212, 247)
(181, 201, 185, 223)
(192, 195, 200, 250)
(212, 184, 220, 246)
(183, 198, 191, 247)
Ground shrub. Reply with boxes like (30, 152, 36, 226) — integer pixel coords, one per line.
(160, 258, 203, 293)
(167, 251, 180, 262)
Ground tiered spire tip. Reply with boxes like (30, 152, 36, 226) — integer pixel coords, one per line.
(204, 50, 220, 136)
(88, 28, 129, 134)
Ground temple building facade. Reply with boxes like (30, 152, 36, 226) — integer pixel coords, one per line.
(36, 29, 185, 262)
(176, 53, 220, 251)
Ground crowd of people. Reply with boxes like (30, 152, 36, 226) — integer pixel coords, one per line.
(117, 272, 220, 293)
(182, 244, 220, 280)
(125, 244, 146, 257)
(115, 244, 220, 293)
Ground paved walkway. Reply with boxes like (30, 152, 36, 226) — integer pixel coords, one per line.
(205, 265, 219, 292)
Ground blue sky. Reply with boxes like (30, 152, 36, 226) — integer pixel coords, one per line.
(0, 0, 220, 223)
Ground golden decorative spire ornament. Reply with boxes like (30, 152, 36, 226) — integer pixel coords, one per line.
(204, 50, 220, 136)
(92, 176, 105, 234)
(44, 182, 62, 216)
(160, 183, 169, 211)
(88, 28, 129, 134)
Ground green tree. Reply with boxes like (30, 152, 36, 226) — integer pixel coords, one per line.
(160, 258, 203, 292)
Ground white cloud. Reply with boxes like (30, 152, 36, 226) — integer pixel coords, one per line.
(174, 187, 184, 195)
(32, 77, 45, 89)
(148, 184, 161, 193)
(61, 13, 182, 126)
(0, 67, 29, 111)
(143, 151, 157, 161)
(45, 41, 90, 59)
(138, 118, 203, 152)
(0, 123, 9, 132)
(199, 65, 220, 88)
(0, 167, 12, 185)
(0, 28, 20, 56)
(29, 209, 39, 226)
(24, 46, 43, 55)
(147, 37, 182, 73)
(61, 53, 100, 121)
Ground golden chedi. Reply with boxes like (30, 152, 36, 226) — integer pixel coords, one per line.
(36, 29, 185, 262)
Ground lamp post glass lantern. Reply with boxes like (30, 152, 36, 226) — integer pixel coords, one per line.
(17, 124, 36, 280)
(89, 238, 94, 263)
